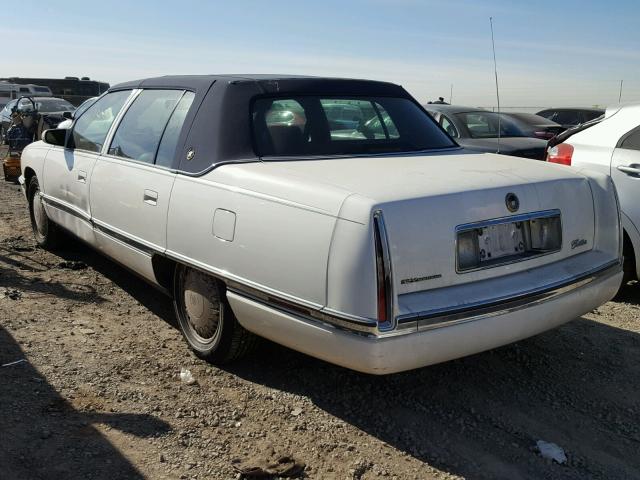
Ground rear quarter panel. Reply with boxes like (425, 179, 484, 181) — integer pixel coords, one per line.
(166, 164, 351, 308)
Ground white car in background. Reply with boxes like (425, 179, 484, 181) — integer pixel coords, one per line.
(547, 103, 640, 284)
(19, 75, 623, 374)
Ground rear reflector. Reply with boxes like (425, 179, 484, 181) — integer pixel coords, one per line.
(546, 143, 574, 165)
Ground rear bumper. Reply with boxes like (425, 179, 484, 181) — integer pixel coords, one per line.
(227, 261, 622, 374)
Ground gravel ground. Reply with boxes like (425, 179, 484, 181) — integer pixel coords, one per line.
(0, 168, 639, 480)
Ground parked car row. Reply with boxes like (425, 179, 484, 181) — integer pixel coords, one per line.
(425, 105, 549, 159)
(18, 74, 624, 374)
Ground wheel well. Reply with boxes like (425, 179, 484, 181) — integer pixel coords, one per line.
(24, 167, 36, 186)
(152, 255, 177, 295)
(152, 256, 229, 297)
(623, 229, 637, 280)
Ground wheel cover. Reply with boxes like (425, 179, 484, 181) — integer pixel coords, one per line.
(32, 190, 47, 237)
(182, 269, 221, 344)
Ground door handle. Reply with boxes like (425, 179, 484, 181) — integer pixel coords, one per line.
(77, 170, 87, 183)
(617, 165, 640, 177)
(143, 189, 158, 206)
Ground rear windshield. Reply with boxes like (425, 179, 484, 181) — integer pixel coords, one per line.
(252, 96, 456, 157)
(510, 113, 557, 125)
(455, 111, 525, 138)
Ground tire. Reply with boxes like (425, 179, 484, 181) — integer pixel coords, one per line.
(173, 264, 257, 363)
(28, 176, 61, 249)
(622, 257, 634, 286)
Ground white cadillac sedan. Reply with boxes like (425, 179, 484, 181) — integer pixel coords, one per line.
(19, 75, 622, 374)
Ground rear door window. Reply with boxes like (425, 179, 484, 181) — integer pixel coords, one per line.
(108, 89, 184, 164)
(155, 91, 195, 168)
(619, 127, 640, 151)
(439, 114, 459, 138)
(71, 90, 130, 152)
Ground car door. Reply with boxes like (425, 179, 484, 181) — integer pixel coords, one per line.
(611, 126, 640, 239)
(41, 90, 132, 243)
(89, 89, 195, 282)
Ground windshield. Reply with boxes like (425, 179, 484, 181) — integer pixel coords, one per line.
(18, 98, 75, 113)
(456, 111, 525, 138)
(253, 96, 456, 157)
(37, 98, 75, 112)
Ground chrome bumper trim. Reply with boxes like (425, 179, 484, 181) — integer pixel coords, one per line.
(397, 260, 622, 332)
(228, 260, 621, 338)
(226, 283, 379, 335)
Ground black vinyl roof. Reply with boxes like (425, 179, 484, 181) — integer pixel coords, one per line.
(110, 74, 406, 96)
(106, 75, 415, 175)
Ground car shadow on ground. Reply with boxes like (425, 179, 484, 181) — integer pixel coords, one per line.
(25, 241, 640, 479)
(0, 242, 106, 303)
(614, 280, 640, 306)
(0, 327, 171, 480)
(40, 239, 176, 326)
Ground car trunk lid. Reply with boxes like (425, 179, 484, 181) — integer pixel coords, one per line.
(259, 153, 595, 295)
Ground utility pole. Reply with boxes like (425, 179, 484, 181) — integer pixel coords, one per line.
(619, 80, 623, 103)
(449, 84, 453, 104)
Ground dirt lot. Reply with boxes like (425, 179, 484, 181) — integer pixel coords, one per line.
(0, 172, 639, 480)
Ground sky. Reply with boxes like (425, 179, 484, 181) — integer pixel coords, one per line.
(9, 0, 640, 109)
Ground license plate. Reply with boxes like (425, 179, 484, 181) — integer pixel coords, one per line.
(478, 222, 525, 262)
(456, 211, 562, 272)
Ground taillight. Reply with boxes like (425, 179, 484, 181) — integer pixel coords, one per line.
(373, 211, 393, 330)
(546, 143, 574, 165)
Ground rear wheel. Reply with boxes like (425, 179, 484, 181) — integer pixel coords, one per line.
(173, 265, 257, 363)
(28, 176, 61, 249)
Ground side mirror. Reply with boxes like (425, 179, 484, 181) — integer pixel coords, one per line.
(62, 111, 73, 119)
(42, 128, 67, 147)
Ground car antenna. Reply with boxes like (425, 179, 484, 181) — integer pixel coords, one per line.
(490, 16, 501, 154)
